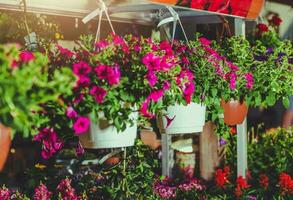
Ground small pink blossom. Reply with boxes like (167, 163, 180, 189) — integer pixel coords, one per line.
(76, 141, 85, 157)
(66, 106, 78, 119)
(77, 76, 90, 88)
(160, 57, 174, 71)
(146, 70, 158, 87)
(225, 72, 237, 90)
(0, 187, 10, 200)
(183, 82, 195, 104)
(227, 62, 239, 71)
(159, 40, 173, 56)
(73, 61, 91, 77)
(163, 81, 171, 91)
(73, 116, 90, 135)
(57, 179, 80, 200)
(33, 128, 64, 159)
(56, 45, 74, 57)
(244, 73, 254, 89)
(11, 59, 18, 68)
(19, 51, 34, 62)
(34, 183, 52, 200)
(73, 93, 84, 104)
(140, 99, 155, 118)
(89, 86, 107, 103)
(149, 90, 164, 102)
(199, 37, 211, 46)
(107, 65, 121, 85)
(133, 44, 141, 52)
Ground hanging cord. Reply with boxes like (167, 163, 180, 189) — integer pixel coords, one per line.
(82, 0, 115, 47)
(157, 6, 189, 46)
(20, 0, 31, 40)
(218, 16, 232, 40)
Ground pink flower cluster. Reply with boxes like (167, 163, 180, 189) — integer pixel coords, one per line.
(57, 178, 80, 200)
(0, 187, 10, 200)
(11, 50, 35, 68)
(34, 184, 52, 200)
(33, 128, 64, 160)
(244, 73, 254, 89)
(153, 177, 206, 199)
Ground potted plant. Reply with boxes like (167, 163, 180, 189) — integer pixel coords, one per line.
(217, 36, 255, 125)
(0, 44, 75, 165)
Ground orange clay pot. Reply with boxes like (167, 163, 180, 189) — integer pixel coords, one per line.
(0, 123, 11, 172)
(221, 100, 248, 126)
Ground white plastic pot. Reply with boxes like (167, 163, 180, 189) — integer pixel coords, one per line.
(79, 113, 137, 149)
(158, 103, 206, 134)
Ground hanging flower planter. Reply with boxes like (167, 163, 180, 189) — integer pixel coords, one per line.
(158, 103, 206, 134)
(79, 113, 138, 149)
(0, 124, 11, 172)
(221, 100, 248, 126)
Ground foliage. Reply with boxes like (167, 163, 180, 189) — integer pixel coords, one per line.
(0, 44, 75, 136)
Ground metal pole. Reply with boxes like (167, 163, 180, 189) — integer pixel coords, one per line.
(234, 18, 248, 178)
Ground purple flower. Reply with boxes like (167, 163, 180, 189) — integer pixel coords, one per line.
(219, 138, 227, 146)
(248, 196, 257, 200)
(33, 128, 64, 159)
(34, 184, 52, 200)
(66, 106, 78, 119)
(146, 70, 158, 87)
(266, 48, 274, 55)
(275, 52, 286, 62)
(73, 116, 90, 135)
(76, 141, 85, 157)
(89, 86, 107, 104)
(19, 51, 34, 63)
(73, 61, 91, 77)
(254, 55, 268, 61)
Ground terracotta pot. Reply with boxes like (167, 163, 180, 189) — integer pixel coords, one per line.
(221, 100, 248, 126)
(140, 129, 161, 150)
(0, 123, 11, 172)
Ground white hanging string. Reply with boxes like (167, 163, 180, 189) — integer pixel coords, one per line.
(157, 6, 189, 46)
(82, 0, 116, 45)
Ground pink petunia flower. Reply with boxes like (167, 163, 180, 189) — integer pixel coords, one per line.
(66, 106, 78, 119)
(89, 86, 107, 103)
(142, 53, 161, 71)
(73, 61, 91, 77)
(76, 76, 90, 88)
(19, 51, 34, 62)
(73, 116, 90, 135)
(146, 70, 158, 87)
(199, 37, 211, 46)
(56, 45, 74, 57)
(107, 65, 121, 85)
(244, 73, 254, 89)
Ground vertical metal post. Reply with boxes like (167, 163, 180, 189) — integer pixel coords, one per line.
(236, 118, 247, 178)
(235, 18, 247, 178)
(161, 134, 174, 177)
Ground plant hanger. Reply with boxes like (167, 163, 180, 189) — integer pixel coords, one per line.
(82, 0, 116, 45)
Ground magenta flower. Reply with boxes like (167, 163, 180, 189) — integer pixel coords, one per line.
(133, 44, 141, 52)
(140, 99, 155, 118)
(66, 106, 78, 119)
(95, 65, 109, 79)
(244, 73, 254, 89)
(56, 45, 74, 57)
(149, 90, 164, 102)
(73, 116, 90, 135)
(146, 70, 158, 87)
(73, 93, 84, 104)
(57, 178, 79, 200)
(76, 76, 90, 88)
(11, 59, 18, 68)
(183, 82, 195, 104)
(73, 61, 91, 77)
(0, 188, 10, 200)
(160, 57, 174, 71)
(33, 128, 64, 159)
(163, 81, 171, 91)
(34, 184, 52, 200)
(76, 141, 85, 157)
(95, 40, 109, 49)
(159, 40, 173, 56)
(107, 65, 121, 85)
(19, 51, 34, 63)
(89, 86, 107, 103)
(227, 62, 239, 71)
(199, 37, 211, 46)
(226, 72, 237, 90)
(142, 53, 161, 71)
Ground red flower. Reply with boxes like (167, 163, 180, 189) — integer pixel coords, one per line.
(230, 126, 236, 135)
(235, 176, 250, 197)
(269, 15, 282, 27)
(215, 167, 230, 188)
(259, 174, 269, 189)
(279, 172, 293, 195)
(256, 23, 269, 33)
